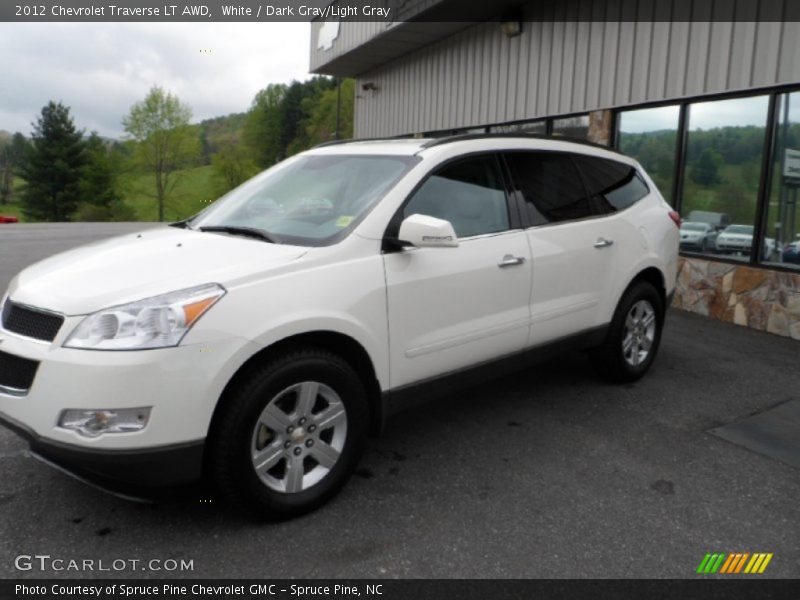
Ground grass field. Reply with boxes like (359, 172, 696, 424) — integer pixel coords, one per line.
(121, 164, 218, 222)
(2, 166, 221, 223)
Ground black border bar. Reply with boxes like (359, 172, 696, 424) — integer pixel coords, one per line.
(2, 579, 800, 600)
(5, 0, 800, 23)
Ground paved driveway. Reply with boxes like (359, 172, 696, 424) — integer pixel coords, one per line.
(0, 223, 798, 579)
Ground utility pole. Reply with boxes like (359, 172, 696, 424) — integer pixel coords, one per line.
(334, 77, 342, 140)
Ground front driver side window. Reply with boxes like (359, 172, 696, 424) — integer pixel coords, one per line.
(403, 156, 510, 238)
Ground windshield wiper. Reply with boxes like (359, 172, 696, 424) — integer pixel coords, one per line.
(198, 225, 277, 243)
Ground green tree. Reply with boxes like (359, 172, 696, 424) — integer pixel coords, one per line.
(19, 102, 86, 221)
(243, 83, 287, 168)
(73, 133, 135, 221)
(122, 86, 200, 221)
(210, 141, 259, 196)
(277, 77, 335, 154)
(287, 78, 355, 154)
(691, 148, 723, 187)
(0, 133, 30, 205)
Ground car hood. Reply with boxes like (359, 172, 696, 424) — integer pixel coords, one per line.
(7, 226, 309, 315)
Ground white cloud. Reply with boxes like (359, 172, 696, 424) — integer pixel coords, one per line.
(0, 22, 312, 138)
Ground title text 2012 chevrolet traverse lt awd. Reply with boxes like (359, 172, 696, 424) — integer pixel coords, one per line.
(0, 136, 679, 518)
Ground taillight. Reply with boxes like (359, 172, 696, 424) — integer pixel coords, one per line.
(668, 211, 682, 228)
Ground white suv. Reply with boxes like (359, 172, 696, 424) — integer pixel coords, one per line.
(0, 136, 679, 517)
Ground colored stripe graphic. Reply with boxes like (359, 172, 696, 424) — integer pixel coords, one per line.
(699, 552, 773, 575)
(734, 553, 750, 573)
(696, 554, 713, 574)
(745, 554, 762, 573)
(758, 554, 773, 573)
(719, 554, 736, 574)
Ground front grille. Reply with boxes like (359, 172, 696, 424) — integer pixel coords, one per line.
(1, 300, 64, 342)
(0, 349, 39, 393)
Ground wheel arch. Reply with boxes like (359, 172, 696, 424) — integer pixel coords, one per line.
(630, 266, 667, 309)
(207, 330, 385, 451)
(606, 264, 668, 324)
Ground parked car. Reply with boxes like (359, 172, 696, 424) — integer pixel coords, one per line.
(0, 216, 19, 223)
(687, 210, 731, 232)
(0, 136, 679, 518)
(783, 240, 800, 264)
(680, 221, 717, 251)
(715, 224, 775, 259)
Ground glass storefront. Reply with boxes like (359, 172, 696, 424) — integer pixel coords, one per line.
(617, 106, 680, 205)
(552, 115, 589, 140)
(681, 96, 769, 262)
(616, 92, 799, 270)
(765, 92, 800, 270)
(489, 120, 547, 135)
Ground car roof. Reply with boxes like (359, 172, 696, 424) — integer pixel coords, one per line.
(304, 134, 637, 165)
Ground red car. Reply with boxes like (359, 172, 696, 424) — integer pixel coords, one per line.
(0, 215, 19, 223)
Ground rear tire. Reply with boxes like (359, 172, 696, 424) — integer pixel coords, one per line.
(208, 348, 368, 520)
(590, 280, 664, 383)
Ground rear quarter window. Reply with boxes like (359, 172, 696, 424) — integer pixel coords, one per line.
(572, 155, 650, 214)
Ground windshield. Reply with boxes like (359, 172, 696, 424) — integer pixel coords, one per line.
(681, 223, 707, 232)
(191, 154, 419, 246)
(725, 225, 754, 235)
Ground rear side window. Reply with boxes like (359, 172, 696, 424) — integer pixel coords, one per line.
(572, 155, 650, 214)
(504, 152, 595, 224)
(403, 156, 509, 238)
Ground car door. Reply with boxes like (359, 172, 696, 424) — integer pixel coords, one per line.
(503, 151, 619, 345)
(383, 154, 532, 389)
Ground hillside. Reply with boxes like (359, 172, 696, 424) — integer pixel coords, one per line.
(198, 112, 248, 161)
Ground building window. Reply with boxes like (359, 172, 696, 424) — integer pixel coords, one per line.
(680, 95, 770, 262)
(616, 106, 680, 205)
(489, 121, 546, 135)
(552, 115, 589, 140)
(764, 92, 800, 270)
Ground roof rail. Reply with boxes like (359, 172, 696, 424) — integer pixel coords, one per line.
(418, 132, 624, 155)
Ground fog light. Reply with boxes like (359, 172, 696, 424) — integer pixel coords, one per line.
(58, 408, 151, 437)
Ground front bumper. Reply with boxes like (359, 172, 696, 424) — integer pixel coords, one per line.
(0, 313, 260, 493)
(0, 410, 203, 493)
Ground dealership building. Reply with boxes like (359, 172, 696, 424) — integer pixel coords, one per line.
(310, 0, 800, 340)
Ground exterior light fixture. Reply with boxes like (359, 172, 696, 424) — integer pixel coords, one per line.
(501, 10, 523, 38)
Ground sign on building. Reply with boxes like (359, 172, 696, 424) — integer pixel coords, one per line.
(784, 148, 800, 182)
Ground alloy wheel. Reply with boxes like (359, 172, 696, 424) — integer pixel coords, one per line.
(250, 381, 348, 493)
(622, 300, 656, 367)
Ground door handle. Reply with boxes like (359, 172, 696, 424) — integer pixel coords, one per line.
(593, 238, 614, 249)
(498, 254, 526, 268)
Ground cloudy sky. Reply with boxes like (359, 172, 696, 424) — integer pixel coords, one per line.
(0, 23, 312, 139)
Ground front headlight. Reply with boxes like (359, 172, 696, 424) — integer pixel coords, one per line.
(64, 283, 226, 350)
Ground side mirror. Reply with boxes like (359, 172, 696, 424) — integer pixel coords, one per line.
(398, 214, 459, 248)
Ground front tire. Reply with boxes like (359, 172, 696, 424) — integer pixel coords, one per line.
(208, 348, 368, 519)
(590, 281, 664, 383)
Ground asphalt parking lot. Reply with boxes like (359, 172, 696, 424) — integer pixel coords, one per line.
(0, 223, 798, 579)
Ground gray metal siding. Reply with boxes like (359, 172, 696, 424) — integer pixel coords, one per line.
(351, 0, 800, 138)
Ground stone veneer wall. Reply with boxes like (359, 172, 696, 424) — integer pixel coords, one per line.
(672, 257, 800, 340)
